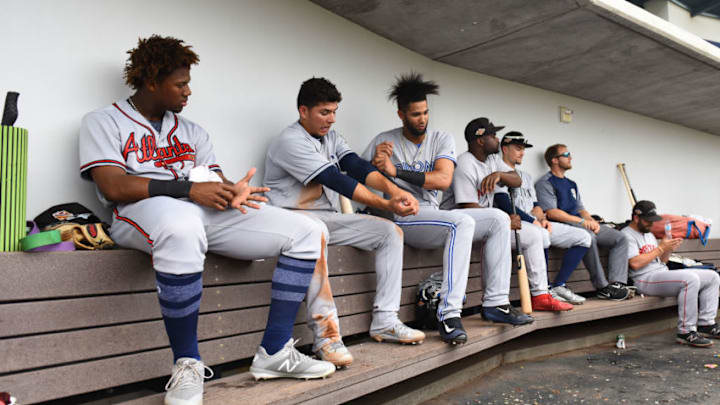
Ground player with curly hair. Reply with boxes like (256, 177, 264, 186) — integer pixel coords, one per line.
(78, 35, 334, 405)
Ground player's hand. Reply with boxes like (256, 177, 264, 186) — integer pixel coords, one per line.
(659, 237, 683, 253)
(388, 191, 419, 217)
(229, 168, 270, 214)
(189, 182, 236, 211)
(541, 218, 552, 233)
(375, 141, 393, 158)
(372, 153, 397, 177)
(589, 219, 600, 233)
(480, 172, 502, 195)
(510, 214, 522, 230)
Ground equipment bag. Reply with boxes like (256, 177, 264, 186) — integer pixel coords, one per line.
(651, 214, 711, 246)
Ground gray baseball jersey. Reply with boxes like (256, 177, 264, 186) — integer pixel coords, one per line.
(487, 154, 537, 214)
(622, 226, 720, 334)
(362, 127, 456, 208)
(622, 227, 667, 279)
(79, 99, 220, 207)
(440, 151, 498, 210)
(445, 152, 549, 295)
(264, 121, 353, 212)
(78, 100, 321, 277)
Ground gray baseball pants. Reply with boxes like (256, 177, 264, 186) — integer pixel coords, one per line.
(300, 210, 404, 351)
(572, 224, 629, 289)
(540, 222, 592, 249)
(451, 208, 512, 307)
(395, 207, 475, 321)
(633, 269, 720, 334)
(110, 198, 322, 275)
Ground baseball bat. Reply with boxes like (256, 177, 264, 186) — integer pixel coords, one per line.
(339, 195, 353, 214)
(509, 188, 532, 315)
(616, 163, 637, 207)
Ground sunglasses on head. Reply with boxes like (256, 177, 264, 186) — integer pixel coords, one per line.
(555, 152, 571, 158)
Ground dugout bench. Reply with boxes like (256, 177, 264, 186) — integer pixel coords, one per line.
(1, 239, 718, 404)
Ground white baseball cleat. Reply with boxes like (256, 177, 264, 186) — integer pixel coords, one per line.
(164, 357, 213, 405)
(250, 338, 336, 380)
(371, 322, 425, 344)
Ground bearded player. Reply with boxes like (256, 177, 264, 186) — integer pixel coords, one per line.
(364, 73, 533, 345)
(78, 35, 334, 405)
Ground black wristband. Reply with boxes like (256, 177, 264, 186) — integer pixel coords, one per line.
(396, 169, 425, 187)
(148, 179, 192, 198)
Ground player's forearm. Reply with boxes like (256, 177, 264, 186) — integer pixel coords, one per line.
(545, 208, 583, 224)
(422, 170, 452, 191)
(578, 210, 594, 222)
(531, 206, 545, 221)
(91, 167, 151, 202)
(364, 171, 400, 195)
(351, 183, 390, 211)
(629, 249, 664, 270)
(99, 175, 151, 202)
(498, 171, 521, 188)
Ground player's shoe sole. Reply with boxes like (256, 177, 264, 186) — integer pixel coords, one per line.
(249, 368, 334, 380)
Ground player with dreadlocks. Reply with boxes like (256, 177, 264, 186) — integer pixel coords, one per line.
(360, 73, 466, 344)
(79, 35, 334, 405)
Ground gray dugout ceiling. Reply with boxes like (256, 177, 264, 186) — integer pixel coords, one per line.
(312, 0, 720, 135)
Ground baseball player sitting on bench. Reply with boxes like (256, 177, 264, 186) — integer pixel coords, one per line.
(79, 36, 334, 405)
(535, 144, 633, 301)
(451, 121, 572, 313)
(490, 131, 589, 306)
(264, 77, 426, 368)
(623, 200, 720, 347)
(364, 73, 524, 344)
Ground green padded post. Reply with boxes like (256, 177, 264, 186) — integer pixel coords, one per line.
(0, 125, 28, 251)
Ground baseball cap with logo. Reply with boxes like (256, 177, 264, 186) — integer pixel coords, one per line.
(34, 202, 104, 228)
(632, 200, 662, 222)
(501, 131, 533, 148)
(464, 117, 505, 143)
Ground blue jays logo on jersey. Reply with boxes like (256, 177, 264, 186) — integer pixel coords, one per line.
(396, 160, 434, 173)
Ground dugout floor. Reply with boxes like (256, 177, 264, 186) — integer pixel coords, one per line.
(432, 328, 720, 405)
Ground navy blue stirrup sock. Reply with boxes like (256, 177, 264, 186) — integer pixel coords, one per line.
(156, 271, 203, 361)
(552, 246, 589, 287)
(261, 255, 316, 355)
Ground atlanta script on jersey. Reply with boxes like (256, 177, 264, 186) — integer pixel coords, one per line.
(79, 99, 221, 206)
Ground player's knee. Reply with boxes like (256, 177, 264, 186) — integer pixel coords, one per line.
(685, 273, 700, 289)
(455, 213, 476, 236)
(539, 227, 549, 246)
(527, 224, 543, 243)
(297, 217, 326, 254)
(155, 215, 204, 244)
(377, 219, 404, 247)
(578, 232, 592, 248)
(610, 230, 626, 245)
(489, 208, 510, 230)
(709, 272, 720, 287)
